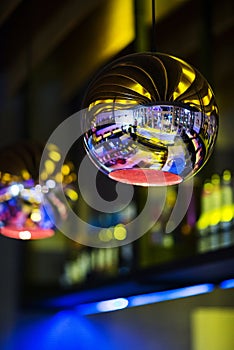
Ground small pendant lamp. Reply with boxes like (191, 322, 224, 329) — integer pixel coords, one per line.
(0, 141, 55, 239)
(0, 140, 78, 240)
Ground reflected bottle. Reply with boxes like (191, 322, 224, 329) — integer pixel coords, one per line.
(196, 179, 214, 252)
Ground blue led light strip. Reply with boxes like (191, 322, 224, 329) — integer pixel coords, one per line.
(77, 283, 214, 316)
(220, 279, 234, 289)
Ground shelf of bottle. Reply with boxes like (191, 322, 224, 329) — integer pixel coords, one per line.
(22, 241, 234, 311)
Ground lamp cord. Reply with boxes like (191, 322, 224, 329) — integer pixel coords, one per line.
(151, 0, 157, 52)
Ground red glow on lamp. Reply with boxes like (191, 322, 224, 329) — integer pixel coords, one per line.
(0, 226, 54, 240)
(109, 169, 182, 186)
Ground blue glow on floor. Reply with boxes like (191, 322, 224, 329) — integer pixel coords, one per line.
(0, 311, 113, 350)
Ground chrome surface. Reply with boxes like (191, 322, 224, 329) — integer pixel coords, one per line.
(82, 52, 219, 186)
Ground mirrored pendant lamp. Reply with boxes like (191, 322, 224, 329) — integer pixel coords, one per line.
(0, 181, 55, 240)
(0, 141, 78, 240)
(0, 141, 55, 239)
(81, 52, 218, 186)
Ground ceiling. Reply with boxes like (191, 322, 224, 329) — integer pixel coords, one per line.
(0, 0, 233, 149)
(0, 0, 191, 102)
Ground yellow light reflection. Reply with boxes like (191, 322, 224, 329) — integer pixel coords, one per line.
(90, 99, 138, 110)
(55, 173, 63, 183)
(172, 60, 196, 99)
(113, 224, 127, 240)
(47, 143, 59, 151)
(61, 164, 70, 176)
(21, 169, 31, 180)
(2, 173, 12, 182)
(132, 83, 151, 99)
(89, 99, 114, 109)
(64, 175, 74, 184)
(49, 151, 61, 162)
(65, 188, 78, 202)
(70, 173, 77, 181)
(99, 228, 113, 242)
(40, 171, 48, 181)
(175, 81, 189, 97)
(45, 160, 55, 175)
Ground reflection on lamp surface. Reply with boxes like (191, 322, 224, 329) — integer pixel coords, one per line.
(82, 53, 218, 186)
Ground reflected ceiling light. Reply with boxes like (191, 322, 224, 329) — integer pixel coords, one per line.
(82, 52, 218, 186)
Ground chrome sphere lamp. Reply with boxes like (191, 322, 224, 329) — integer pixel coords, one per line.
(82, 52, 218, 186)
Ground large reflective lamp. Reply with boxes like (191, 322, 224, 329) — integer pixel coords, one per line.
(82, 52, 218, 186)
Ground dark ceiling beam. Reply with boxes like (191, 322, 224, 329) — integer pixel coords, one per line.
(0, 0, 22, 26)
(6, 0, 104, 97)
